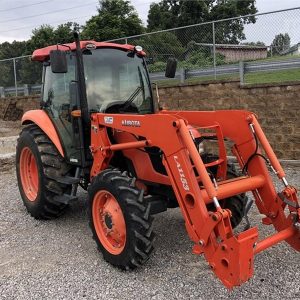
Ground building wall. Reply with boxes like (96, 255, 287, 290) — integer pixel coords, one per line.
(158, 80, 300, 160)
(216, 48, 268, 62)
(291, 45, 300, 55)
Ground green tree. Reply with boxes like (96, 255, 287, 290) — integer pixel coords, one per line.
(271, 33, 291, 55)
(135, 32, 184, 60)
(0, 41, 28, 87)
(185, 50, 225, 67)
(82, 0, 144, 41)
(27, 25, 56, 52)
(147, 0, 210, 31)
(0, 22, 79, 87)
(242, 41, 266, 46)
(20, 22, 79, 85)
(0, 41, 28, 59)
(54, 22, 80, 44)
(0, 60, 15, 87)
(135, 32, 185, 72)
(147, 0, 257, 44)
(27, 22, 79, 52)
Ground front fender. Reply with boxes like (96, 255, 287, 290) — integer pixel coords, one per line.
(21, 110, 64, 157)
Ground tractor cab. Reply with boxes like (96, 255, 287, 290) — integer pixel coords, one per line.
(32, 40, 155, 165)
(83, 47, 153, 114)
(36, 41, 154, 115)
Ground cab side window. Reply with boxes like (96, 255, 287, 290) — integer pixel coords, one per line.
(42, 54, 78, 162)
(43, 55, 75, 118)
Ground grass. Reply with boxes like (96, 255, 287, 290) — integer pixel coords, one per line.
(154, 68, 300, 87)
(245, 68, 300, 85)
(154, 67, 300, 87)
(246, 54, 300, 63)
(152, 54, 300, 87)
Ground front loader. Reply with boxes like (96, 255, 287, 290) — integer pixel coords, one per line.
(16, 33, 300, 288)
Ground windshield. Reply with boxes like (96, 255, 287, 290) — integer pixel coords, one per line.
(83, 48, 153, 114)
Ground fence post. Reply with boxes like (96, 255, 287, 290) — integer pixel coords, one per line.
(239, 61, 245, 85)
(0, 87, 4, 98)
(13, 58, 18, 97)
(212, 22, 217, 80)
(180, 68, 186, 84)
(270, 45, 273, 57)
(23, 84, 29, 96)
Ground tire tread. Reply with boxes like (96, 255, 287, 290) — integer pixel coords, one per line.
(88, 168, 155, 270)
(16, 124, 73, 219)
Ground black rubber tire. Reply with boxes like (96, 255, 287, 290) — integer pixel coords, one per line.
(88, 168, 155, 270)
(204, 155, 247, 228)
(223, 164, 247, 228)
(16, 124, 73, 219)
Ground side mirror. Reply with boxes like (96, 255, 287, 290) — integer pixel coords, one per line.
(165, 57, 177, 78)
(50, 50, 68, 73)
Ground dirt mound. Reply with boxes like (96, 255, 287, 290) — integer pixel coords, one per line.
(0, 153, 15, 173)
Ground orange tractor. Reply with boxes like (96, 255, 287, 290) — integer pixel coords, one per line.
(16, 33, 300, 288)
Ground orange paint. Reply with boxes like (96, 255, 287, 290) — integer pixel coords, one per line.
(19, 147, 39, 201)
(92, 190, 126, 255)
(22, 110, 64, 157)
(71, 110, 81, 117)
(89, 110, 300, 288)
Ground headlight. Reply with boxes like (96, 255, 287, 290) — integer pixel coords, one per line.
(135, 45, 143, 52)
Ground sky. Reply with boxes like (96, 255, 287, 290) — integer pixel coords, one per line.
(0, 0, 299, 44)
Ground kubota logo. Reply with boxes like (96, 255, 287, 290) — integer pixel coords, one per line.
(174, 156, 190, 191)
(121, 120, 141, 127)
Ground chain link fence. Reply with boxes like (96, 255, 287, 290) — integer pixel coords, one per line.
(1, 7, 300, 96)
(109, 7, 300, 84)
(0, 55, 42, 97)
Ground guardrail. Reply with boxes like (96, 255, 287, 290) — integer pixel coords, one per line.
(187, 58, 300, 84)
(239, 58, 300, 84)
(1, 57, 300, 97)
(0, 84, 42, 98)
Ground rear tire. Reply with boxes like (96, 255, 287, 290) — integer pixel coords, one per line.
(88, 168, 155, 270)
(16, 124, 73, 219)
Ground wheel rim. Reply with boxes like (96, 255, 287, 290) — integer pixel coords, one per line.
(19, 147, 39, 202)
(92, 191, 126, 255)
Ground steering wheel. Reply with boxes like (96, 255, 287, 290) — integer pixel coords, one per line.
(100, 101, 139, 113)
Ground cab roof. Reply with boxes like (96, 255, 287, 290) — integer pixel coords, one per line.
(32, 41, 144, 62)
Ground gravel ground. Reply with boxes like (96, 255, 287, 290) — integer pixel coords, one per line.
(0, 120, 21, 137)
(0, 166, 300, 300)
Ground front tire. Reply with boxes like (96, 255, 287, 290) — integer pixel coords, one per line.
(204, 154, 247, 228)
(223, 164, 247, 228)
(16, 124, 73, 219)
(88, 169, 155, 269)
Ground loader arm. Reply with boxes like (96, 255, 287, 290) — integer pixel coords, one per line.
(90, 110, 300, 288)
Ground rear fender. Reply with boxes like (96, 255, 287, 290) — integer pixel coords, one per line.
(21, 110, 64, 157)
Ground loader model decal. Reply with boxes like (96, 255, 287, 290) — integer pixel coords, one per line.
(104, 116, 114, 124)
(174, 155, 190, 191)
